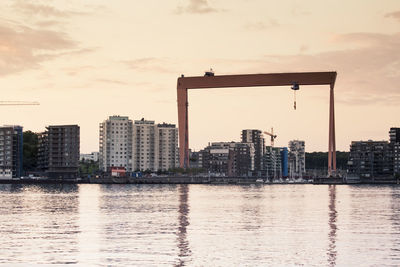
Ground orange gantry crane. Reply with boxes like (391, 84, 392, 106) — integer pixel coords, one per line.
(0, 101, 40, 106)
(263, 127, 277, 147)
(177, 71, 337, 176)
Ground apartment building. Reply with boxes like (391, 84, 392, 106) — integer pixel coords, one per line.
(132, 119, 179, 171)
(389, 127, 400, 176)
(241, 129, 265, 172)
(288, 140, 306, 177)
(157, 123, 179, 171)
(132, 119, 157, 171)
(202, 142, 254, 176)
(99, 116, 133, 172)
(347, 140, 393, 179)
(0, 126, 23, 179)
(263, 146, 282, 179)
(38, 125, 80, 179)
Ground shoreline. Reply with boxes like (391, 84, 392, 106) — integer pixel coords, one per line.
(0, 176, 399, 185)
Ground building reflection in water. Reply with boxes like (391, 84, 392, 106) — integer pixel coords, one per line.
(175, 184, 191, 267)
(327, 185, 337, 266)
(390, 187, 400, 258)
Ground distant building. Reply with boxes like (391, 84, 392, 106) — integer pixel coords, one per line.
(280, 147, 289, 177)
(229, 142, 254, 177)
(99, 116, 133, 172)
(131, 119, 179, 172)
(80, 152, 99, 162)
(347, 140, 393, 179)
(202, 142, 254, 176)
(0, 126, 23, 179)
(288, 140, 305, 178)
(389, 127, 400, 143)
(189, 150, 203, 169)
(38, 125, 80, 179)
(156, 123, 179, 171)
(389, 127, 400, 176)
(202, 142, 233, 176)
(99, 116, 179, 173)
(132, 119, 156, 171)
(263, 146, 282, 179)
(241, 129, 265, 172)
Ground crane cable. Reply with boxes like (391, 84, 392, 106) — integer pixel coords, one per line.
(293, 90, 297, 110)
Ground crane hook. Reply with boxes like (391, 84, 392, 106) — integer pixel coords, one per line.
(291, 82, 299, 110)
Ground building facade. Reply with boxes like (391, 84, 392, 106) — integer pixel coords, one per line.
(132, 119, 157, 171)
(202, 142, 254, 176)
(229, 142, 255, 177)
(288, 140, 306, 178)
(202, 142, 233, 176)
(99, 116, 179, 173)
(347, 140, 393, 179)
(157, 123, 179, 171)
(80, 152, 99, 162)
(390, 127, 400, 176)
(0, 126, 23, 179)
(263, 146, 282, 179)
(38, 125, 80, 179)
(241, 129, 265, 172)
(99, 116, 133, 172)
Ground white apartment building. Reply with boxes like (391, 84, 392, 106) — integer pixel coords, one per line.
(288, 140, 306, 178)
(132, 119, 179, 171)
(99, 116, 133, 172)
(132, 119, 157, 171)
(157, 123, 179, 171)
(80, 152, 99, 162)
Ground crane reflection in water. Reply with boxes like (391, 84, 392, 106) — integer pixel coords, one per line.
(175, 184, 191, 267)
(327, 185, 337, 266)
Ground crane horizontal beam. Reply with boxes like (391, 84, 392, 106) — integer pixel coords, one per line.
(178, 72, 337, 90)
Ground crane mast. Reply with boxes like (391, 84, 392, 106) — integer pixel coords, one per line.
(263, 127, 277, 147)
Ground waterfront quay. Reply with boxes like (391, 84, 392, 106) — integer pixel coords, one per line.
(1, 176, 399, 185)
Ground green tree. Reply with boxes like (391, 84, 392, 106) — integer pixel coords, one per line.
(305, 151, 349, 170)
(23, 131, 39, 171)
(79, 159, 100, 177)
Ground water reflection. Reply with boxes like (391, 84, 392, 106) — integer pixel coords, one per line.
(0, 184, 80, 264)
(327, 185, 337, 266)
(0, 184, 78, 194)
(390, 187, 400, 259)
(78, 185, 101, 265)
(176, 184, 191, 267)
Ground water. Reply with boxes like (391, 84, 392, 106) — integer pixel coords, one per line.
(0, 184, 399, 266)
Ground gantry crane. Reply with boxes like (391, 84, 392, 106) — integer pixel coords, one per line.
(263, 127, 277, 147)
(0, 101, 39, 106)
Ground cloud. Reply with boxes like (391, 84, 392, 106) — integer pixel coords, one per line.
(174, 0, 219, 14)
(385, 11, 400, 22)
(244, 19, 279, 30)
(0, 22, 78, 76)
(203, 32, 400, 106)
(13, 1, 86, 17)
(35, 20, 61, 27)
(96, 79, 128, 85)
(122, 57, 177, 74)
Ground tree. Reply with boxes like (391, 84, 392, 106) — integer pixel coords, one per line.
(305, 151, 349, 170)
(23, 131, 39, 172)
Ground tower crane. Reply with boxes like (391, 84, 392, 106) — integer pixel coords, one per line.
(0, 101, 39, 106)
(263, 127, 277, 147)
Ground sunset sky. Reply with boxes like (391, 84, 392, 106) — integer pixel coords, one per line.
(1, 0, 399, 153)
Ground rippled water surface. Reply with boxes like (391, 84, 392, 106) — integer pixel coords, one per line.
(0, 184, 399, 266)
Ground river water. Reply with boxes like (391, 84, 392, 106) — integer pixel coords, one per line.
(0, 184, 399, 266)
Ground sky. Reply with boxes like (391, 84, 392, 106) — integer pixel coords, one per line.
(0, 0, 399, 153)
